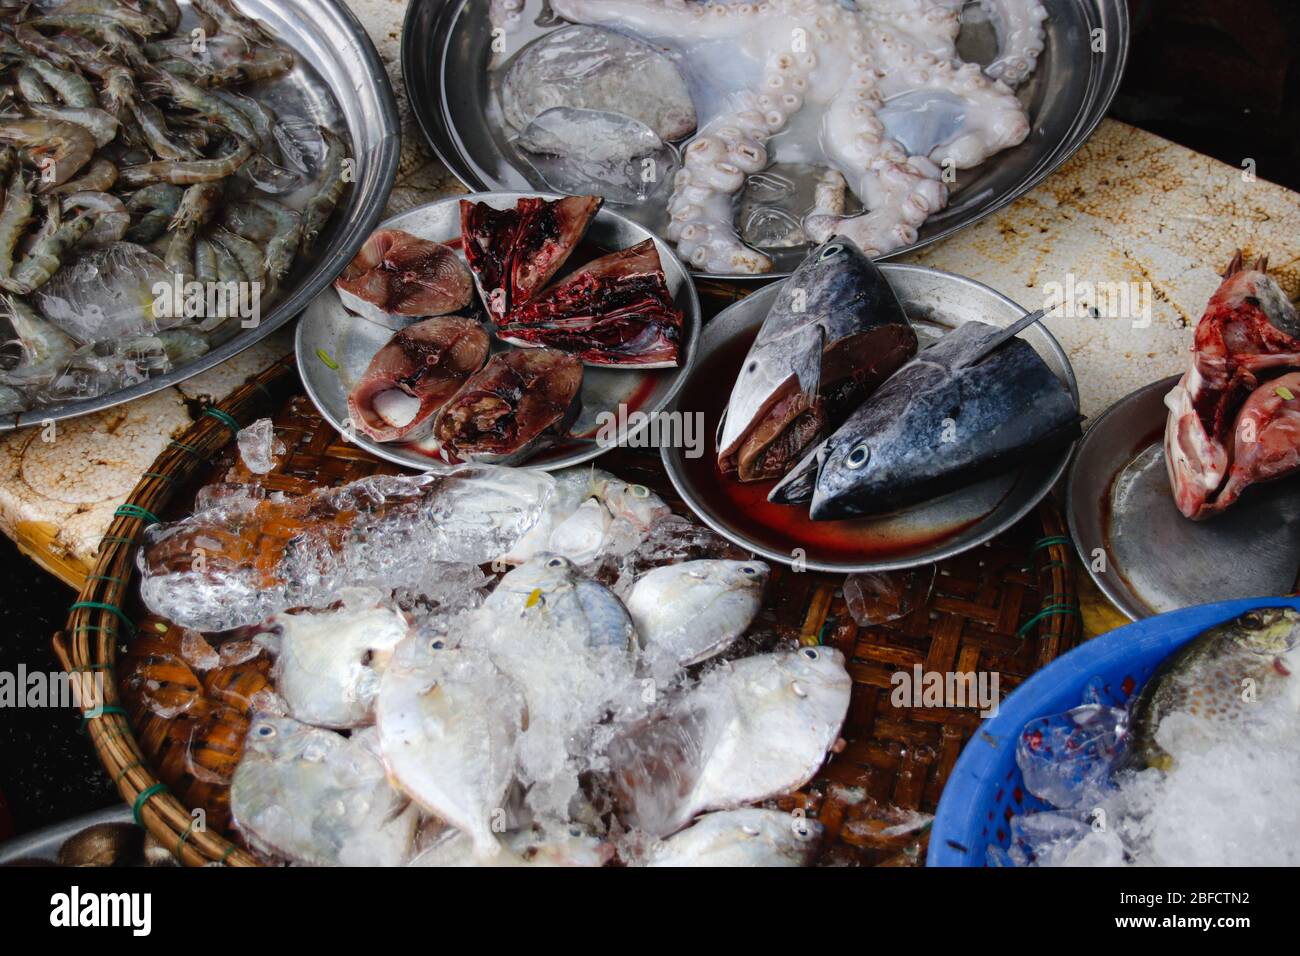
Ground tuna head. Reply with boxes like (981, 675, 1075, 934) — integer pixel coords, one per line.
(716, 237, 916, 482)
(773, 321, 1080, 519)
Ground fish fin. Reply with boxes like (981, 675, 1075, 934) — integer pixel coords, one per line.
(793, 323, 826, 397)
(953, 309, 1047, 370)
(768, 442, 823, 504)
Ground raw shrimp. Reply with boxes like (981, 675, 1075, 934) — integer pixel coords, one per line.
(28, 105, 119, 148)
(117, 137, 253, 188)
(16, 51, 97, 108)
(124, 183, 183, 243)
(209, 232, 246, 284)
(146, 36, 294, 86)
(139, 0, 182, 34)
(171, 182, 224, 232)
(50, 157, 118, 195)
(165, 225, 196, 284)
(53, 0, 169, 37)
(299, 128, 349, 253)
(0, 169, 34, 284)
(194, 236, 218, 284)
(142, 68, 258, 142)
(225, 198, 300, 284)
(62, 191, 129, 247)
(103, 66, 197, 162)
(0, 118, 96, 189)
(211, 225, 265, 283)
(4, 211, 93, 294)
(16, 66, 57, 105)
(10, 24, 79, 73)
(192, 0, 277, 47)
(26, 15, 149, 69)
(0, 294, 76, 386)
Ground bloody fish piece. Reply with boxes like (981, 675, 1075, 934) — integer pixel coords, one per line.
(496, 239, 683, 367)
(716, 237, 918, 482)
(1211, 370, 1300, 511)
(334, 229, 474, 328)
(772, 320, 1080, 518)
(459, 194, 601, 321)
(435, 348, 583, 464)
(1163, 254, 1300, 519)
(347, 315, 490, 443)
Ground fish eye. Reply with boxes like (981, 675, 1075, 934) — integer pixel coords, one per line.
(802, 648, 820, 660)
(845, 443, 870, 469)
(747, 360, 758, 373)
(794, 821, 811, 838)
(631, 484, 649, 498)
(546, 557, 564, 568)
(430, 639, 445, 651)
(741, 565, 757, 575)
(819, 243, 843, 260)
(568, 827, 583, 838)
(255, 723, 276, 738)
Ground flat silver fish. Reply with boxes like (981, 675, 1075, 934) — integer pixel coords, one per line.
(642, 808, 823, 866)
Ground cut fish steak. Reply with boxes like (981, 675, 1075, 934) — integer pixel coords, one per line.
(334, 229, 474, 329)
(434, 348, 584, 464)
(1164, 254, 1300, 519)
(459, 194, 601, 322)
(347, 315, 490, 443)
(496, 239, 684, 367)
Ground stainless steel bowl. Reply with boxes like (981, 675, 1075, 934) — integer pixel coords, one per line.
(296, 191, 701, 472)
(1067, 376, 1300, 619)
(404, 0, 1129, 279)
(1, 0, 400, 431)
(661, 265, 1079, 573)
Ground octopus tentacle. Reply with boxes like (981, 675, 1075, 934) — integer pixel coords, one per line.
(977, 0, 1049, 87)
(549, 0, 756, 40)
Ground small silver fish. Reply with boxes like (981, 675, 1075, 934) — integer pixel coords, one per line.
(408, 824, 612, 867)
(607, 647, 852, 837)
(231, 716, 417, 867)
(376, 636, 524, 858)
(625, 559, 769, 673)
(642, 808, 823, 867)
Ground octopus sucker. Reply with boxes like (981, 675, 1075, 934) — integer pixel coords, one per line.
(545, 0, 1045, 274)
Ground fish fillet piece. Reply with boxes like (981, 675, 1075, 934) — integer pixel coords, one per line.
(459, 194, 601, 322)
(347, 315, 490, 443)
(334, 229, 473, 328)
(496, 239, 683, 367)
(434, 348, 583, 464)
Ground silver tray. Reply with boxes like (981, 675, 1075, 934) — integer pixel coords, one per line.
(661, 265, 1078, 572)
(296, 191, 701, 471)
(1067, 377, 1300, 620)
(0, 0, 400, 432)
(404, 0, 1129, 279)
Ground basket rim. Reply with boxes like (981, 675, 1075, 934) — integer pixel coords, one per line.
(56, 355, 1083, 866)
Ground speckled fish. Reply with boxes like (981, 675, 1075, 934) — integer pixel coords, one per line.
(642, 808, 823, 867)
(434, 348, 583, 464)
(255, 588, 408, 729)
(1126, 606, 1300, 771)
(606, 646, 851, 837)
(717, 238, 917, 481)
(408, 824, 613, 867)
(347, 315, 490, 444)
(230, 716, 417, 867)
(376, 636, 524, 858)
(468, 554, 638, 809)
(771, 320, 1080, 517)
(625, 559, 768, 673)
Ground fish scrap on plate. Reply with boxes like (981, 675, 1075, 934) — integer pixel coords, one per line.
(138, 462, 853, 865)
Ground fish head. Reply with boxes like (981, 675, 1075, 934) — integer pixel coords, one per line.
(1225, 607, 1300, 657)
(780, 644, 851, 696)
(805, 425, 889, 521)
(494, 552, 581, 606)
(694, 558, 770, 596)
(1206, 255, 1300, 341)
(243, 714, 320, 762)
(599, 477, 671, 530)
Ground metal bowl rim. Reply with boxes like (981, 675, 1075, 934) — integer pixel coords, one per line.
(1065, 373, 1180, 621)
(660, 262, 1079, 572)
(295, 190, 703, 472)
(403, 0, 1131, 282)
(1, 0, 402, 432)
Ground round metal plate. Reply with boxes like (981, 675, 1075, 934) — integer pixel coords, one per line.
(661, 265, 1078, 572)
(404, 0, 1129, 280)
(1067, 377, 1300, 620)
(296, 191, 702, 471)
(1, 0, 400, 432)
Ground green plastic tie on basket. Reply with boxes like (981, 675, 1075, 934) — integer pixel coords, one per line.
(203, 407, 242, 435)
(86, 574, 126, 587)
(169, 440, 203, 458)
(114, 503, 161, 525)
(1016, 602, 1081, 638)
(113, 759, 143, 786)
(132, 782, 169, 827)
(69, 601, 136, 636)
(218, 844, 237, 865)
(1030, 535, 1072, 553)
(142, 471, 176, 484)
(80, 704, 127, 732)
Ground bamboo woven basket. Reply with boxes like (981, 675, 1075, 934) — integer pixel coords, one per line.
(55, 354, 1083, 867)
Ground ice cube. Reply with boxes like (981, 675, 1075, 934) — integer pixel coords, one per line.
(843, 565, 936, 626)
(237, 418, 284, 475)
(1016, 703, 1128, 808)
(36, 242, 181, 344)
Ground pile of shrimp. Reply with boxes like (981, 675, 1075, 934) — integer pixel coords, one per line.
(0, 0, 351, 416)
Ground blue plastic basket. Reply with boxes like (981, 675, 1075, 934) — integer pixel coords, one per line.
(928, 595, 1300, 867)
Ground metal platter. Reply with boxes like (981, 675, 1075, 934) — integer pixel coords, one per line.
(1067, 377, 1300, 620)
(661, 265, 1078, 573)
(0, 0, 400, 432)
(0, 807, 134, 866)
(296, 192, 702, 472)
(404, 0, 1129, 280)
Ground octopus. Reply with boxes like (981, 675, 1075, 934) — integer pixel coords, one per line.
(522, 0, 1047, 274)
